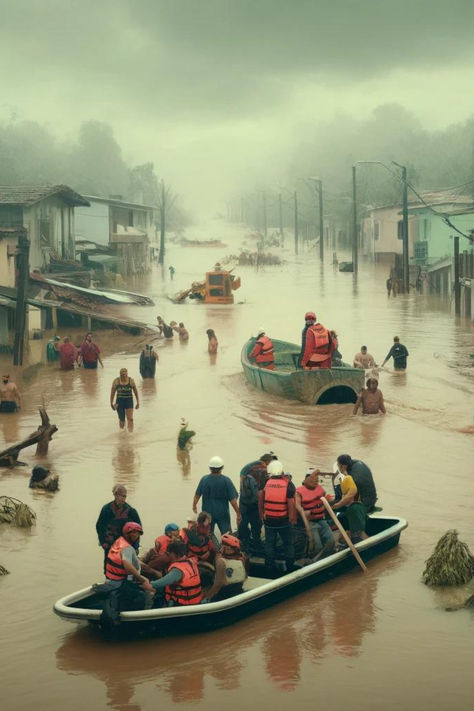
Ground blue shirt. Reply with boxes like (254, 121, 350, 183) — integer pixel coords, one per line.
(196, 473, 238, 519)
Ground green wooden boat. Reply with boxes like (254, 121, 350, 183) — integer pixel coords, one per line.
(241, 338, 364, 405)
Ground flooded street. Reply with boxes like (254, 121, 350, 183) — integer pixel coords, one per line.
(1, 222, 473, 711)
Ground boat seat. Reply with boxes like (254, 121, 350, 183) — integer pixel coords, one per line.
(243, 576, 270, 591)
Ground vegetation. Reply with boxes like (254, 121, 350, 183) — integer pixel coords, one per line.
(423, 530, 474, 586)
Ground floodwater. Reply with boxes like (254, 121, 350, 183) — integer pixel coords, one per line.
(1, 221, 473, 711)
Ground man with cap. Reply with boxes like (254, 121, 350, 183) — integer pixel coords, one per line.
(0, 374, 21, 413)
(353, 346, 377, 370)
(140, 523, 182, 577)
(248, 328, 275, 370)
(193, 457, 241, 535)
(238, 453, 272, 553)
(299, 312, 334, 370)
(259, 460, 296, 574)
(336, 454, 378, 512)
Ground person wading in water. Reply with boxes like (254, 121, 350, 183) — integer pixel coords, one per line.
(110, 368, 140, 431)
(139, 345, 159, 378)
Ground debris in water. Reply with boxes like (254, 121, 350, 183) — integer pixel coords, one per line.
(0, 497, 36, 527)
(423, 530, 474, 586)
(0, 564, 9, 576)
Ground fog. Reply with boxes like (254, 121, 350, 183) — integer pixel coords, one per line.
(2, 0, 474, 217)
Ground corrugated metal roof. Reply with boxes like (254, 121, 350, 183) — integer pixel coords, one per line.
(0, 185, 90, 207)
(83, 195, 156, 211)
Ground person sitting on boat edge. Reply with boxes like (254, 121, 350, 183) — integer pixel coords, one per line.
(140, 523, 182, 579)
(353, 377, 386, 416)
(205, 533, 248, 601)
(259, 460, 296, 574)
(145, 539, 203, 607)
(336, 454, 378, 512)
(295, 469, 335, 560)
(238, 453, 273, 554)
(331, 473, 368, 544)
(248, 328, 275, 370)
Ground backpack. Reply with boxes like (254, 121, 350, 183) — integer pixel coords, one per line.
(240, 473, 258, 505)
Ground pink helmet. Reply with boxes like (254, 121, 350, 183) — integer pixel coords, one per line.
(221, 533, 241, 550)
(305, 311, 316, 321)
(123, 522, 143, 535)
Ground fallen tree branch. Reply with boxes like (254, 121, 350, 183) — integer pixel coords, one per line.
(0, 408, 58, 467)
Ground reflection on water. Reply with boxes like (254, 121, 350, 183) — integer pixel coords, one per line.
(111, 437, 141, 489)
(176, 447, 191, 476)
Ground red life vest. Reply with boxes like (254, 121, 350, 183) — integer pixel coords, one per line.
(251, 336, 274, 364)
(296, 484, 326, 521)
(182, 528, 213, 561)
(155, 534, 171, 554)
(105, 536, 131, 580)
(165, 559, 202, 605)
(263, 476, 289, 519)
(307, 323, 331, 362)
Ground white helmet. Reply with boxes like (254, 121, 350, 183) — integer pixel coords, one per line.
(209, 455, 224, 469)
(256, 327, 266, 336)
(267, 460, 283, 476)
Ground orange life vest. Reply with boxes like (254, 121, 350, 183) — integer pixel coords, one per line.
(165, 559, 202, 605)
(181, 528, 212, 561)
(252, 335, 274, 364)
(307, 323, 331, 362)
(263, 476, 289, 519)
(105, 536, 131, 580)
(296, 484, 326, 521)
(155, 534, 172, 554)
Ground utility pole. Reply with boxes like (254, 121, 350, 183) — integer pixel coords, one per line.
(263, 191, 268, 242)
(158, 180, 166, 265)
(278, 193, 283, 245)
(13, 229, 30, 366)
(401, 165, 410, 293)
(352, 166, 358, 273)
(294, 191, 299, 255)
(317, 179, 324, 262)
(240, 196, 245, 223)
(453, 235, 460, 315)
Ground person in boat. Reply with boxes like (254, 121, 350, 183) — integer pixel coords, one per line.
(157, 316, 174, 339)
(206, 328, 218, 354)
(299, 312, 335, 370)
(381, 336, 409, 371)
(139, 344, 159, 378)
(353, 377, 386, 415)
(205, 533, 248, 601)
(0, 374, 21, 413)
(171, 321, 189, 341)
(192, 456, 241, 535)
(238, 453, 273, 554)
(28, 465, 59, 491)
(295, 469, 335, 559)
(331, 473, 368, 543)
(353, 346, 377, 370)
(259, 460, 296, 574)
(59, 336, 78, 370)
(140, 523, 182, 579)
(248, 328, 275, 370)
(181, 512, 217, 567)
(78, 332, 103, 369)
(336, 454, 378, 513)
(96, 484, 142, 569)
(330, 331, 343, 367)
(110, 368, 140, 431)
(144, 538, 202, 607)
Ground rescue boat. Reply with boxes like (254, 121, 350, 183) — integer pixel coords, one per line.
(169, 264, 241, 304)
(241, 338, 364, 405)
(53, 515, 407, 636)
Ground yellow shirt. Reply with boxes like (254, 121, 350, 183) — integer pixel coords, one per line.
(341, 474, 359, 503)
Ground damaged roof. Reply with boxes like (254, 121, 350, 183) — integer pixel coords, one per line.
(0, 185, 90, 207)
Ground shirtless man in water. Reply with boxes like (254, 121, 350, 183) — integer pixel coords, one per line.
(353, 377, 386, 415)
(0, 374, 21, 413)
(353, 346, 377, 369)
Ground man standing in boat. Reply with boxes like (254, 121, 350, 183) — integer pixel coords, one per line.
(299, 312, 334, 369)
(248, 328, 275, 370)
(259, 460, 296, 574)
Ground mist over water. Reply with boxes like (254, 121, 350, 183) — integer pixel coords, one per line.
(1, 221, 473, 711)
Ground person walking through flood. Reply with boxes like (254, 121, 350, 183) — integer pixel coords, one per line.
(157, 316, 174, 339)
(59, 336, 78, 370)
(110, 368, 140, 431)
(353, 377, 386, 415)
(139, 344, 159, 378)
(192, 456, 241, 535)
(0, 374, 21, 413)
(299, 312, 335, 369)
(381, 336, 409, 370)
(248, 328, 275, 370)
(78, 332, 103, 369)
(206, 329, 218, 354)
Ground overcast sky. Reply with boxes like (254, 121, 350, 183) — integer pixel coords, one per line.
(2, 0, 474, 212)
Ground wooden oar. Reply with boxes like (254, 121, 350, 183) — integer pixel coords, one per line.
(321, 496, 367, 573)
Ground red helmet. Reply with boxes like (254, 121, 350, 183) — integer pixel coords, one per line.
(123, 522, 143, 535)
(221, 533, 241, 549)
(305, 312, 316, 321)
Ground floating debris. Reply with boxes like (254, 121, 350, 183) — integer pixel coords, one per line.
(0, 497, 37, 527)
(423, 530, 474, 586)
(0, 565, 9, 576)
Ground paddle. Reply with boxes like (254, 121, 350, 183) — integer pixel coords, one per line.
(321, 496, 368, 573)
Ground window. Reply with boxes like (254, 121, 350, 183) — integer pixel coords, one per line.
(0, 206, 22, 227)
(374, 221, 380, 240)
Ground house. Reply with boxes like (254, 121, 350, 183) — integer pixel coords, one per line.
(0, 185, 90, 273)
(75, 195, 156, 275)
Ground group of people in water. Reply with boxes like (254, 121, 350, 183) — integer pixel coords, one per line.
(248, 312, 409, 416)
(93, 451, 377, 616)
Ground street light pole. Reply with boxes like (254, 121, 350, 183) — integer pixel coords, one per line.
(294, 191, 299, 255)
(352, 165, 358, 273)
(393, 162, 410, 293)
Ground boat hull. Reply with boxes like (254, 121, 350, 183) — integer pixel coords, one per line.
(241, 338, 364, 405)
(53, 516, 407, 636)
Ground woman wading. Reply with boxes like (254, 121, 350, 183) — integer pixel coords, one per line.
(110, 368, 140, 431)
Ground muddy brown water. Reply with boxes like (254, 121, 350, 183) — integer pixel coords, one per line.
(1, 223, 474, 711)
